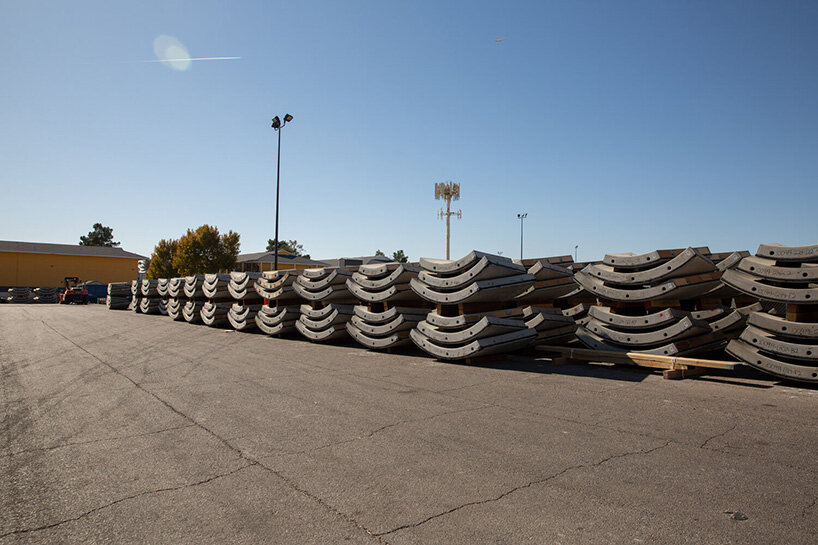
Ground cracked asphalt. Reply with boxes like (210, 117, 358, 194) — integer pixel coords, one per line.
(2, 305, 816, 544)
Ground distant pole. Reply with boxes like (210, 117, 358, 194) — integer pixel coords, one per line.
(271, 114, 293, 271)
(435, 181, 462, 260)
(574, 244, 578, 262)
(517, 213, 527, 260)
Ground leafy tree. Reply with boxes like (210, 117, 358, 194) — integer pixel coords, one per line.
(374, 249, 385, 257)
(173, 225, 241, 275)
(392, 249, 408, 263)
(147, 239, 179, 279)
(79, 223, 120, 247)
(266, 238, 310, 258)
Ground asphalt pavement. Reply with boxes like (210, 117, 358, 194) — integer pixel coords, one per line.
(1, 305, 816, 544)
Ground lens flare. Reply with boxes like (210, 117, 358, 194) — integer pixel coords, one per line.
(153, 35, 191, 71)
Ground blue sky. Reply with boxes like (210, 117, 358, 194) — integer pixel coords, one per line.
(1, 1, 816, 262)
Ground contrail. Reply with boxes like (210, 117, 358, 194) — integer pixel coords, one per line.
(138, 56, 241, 63)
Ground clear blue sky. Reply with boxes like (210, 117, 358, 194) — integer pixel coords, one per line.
(2, 1, 816, 262)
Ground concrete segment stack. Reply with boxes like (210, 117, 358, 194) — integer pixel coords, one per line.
(573, 247, 756, 356)
(199, 274, 232, 327)
(106, 282, 132, 310)
(166, 277, 186, 320)
(182, 275, 206, 323)
(409, 251, 537, 360)
(8, 287, 33, 303)
(139, 279, 161, 314)
(227, 272, 264, 332)
(724, 243, 818, 383)
(513, 255, 581, 345)
(293, 267, 357, 342)
(254, 270, 305, 335)
(32, 287, 59, 304)
(345, 262, 433, 349)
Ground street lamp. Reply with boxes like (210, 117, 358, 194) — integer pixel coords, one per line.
(271, 114, 293, 271)
(517, 213, 527, 260)
(574, 244, 578, 262)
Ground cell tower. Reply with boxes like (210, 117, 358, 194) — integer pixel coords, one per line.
(435, 181, 461, 260)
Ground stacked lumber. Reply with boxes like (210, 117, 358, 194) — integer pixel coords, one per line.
(345, 262, 432, 349)
(182, 275, 206, 323)
(8, 287, 33, 304)
(106, 282, 132, 310)
(409, 251, 537, 360)
(33, 287, 59, 304)
(573, 247, 756, 356)
(227, 272, 264, 332)
(293, 267, 357, 342)
(254, 270, 304, 336)
(724, 243, 818, 383)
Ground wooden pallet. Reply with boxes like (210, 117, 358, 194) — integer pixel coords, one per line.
(535, 345, 738, 380)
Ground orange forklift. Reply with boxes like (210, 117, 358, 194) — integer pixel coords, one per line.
(59, 277, 89, 304)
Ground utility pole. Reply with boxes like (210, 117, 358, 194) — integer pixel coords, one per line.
(435, 181, 461, 260)
(517, 213, 527, 260)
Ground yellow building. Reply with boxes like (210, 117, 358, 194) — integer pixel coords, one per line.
(0, 240, 146, 288)
(235, 250, 326, 272)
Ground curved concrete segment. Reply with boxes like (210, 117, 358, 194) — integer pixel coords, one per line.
(295, 269, 353, 291)
(410, 273, 534, 305)
(299, 303, 355, 319)
(106, 296, 131, 310)
(588, 248, 716, 286)
(602, 247, 710, 269)
(353, 264, 421, 289)
(349, 313, 421, 337)
(588, 306, 688, 330)
(298, 307, 354, 330)
(228, 272, 263, 300)
(727, 339, 818, 383)
(575, 271, 722, 302)
(139, 298, 161, 314)
(737, 256, 818, 283)
(167, 298, 184, 320)
(156, 278, 170, 297)
(168, 277, 186, 297)
(416, 317, 527, 345)
(203, 274, 232, 300)
(748, 311, 818, 339)
(227, 303, 261, 331)
(346, 280, 420, 303)
(756, 243, 818, 263)
(410, 327, 536, 360)
(294, 320, 348, 342)
(514, 277, 577, 303)
(200, 301, 231, 327)
(131, 296, 142, 312)
(292, 282, 355, 302)
(575, 326, 734, 357)
(722, 269, 818, 304)
(714, 251, 750, 272)
(255, 305, 300, 335)
(182, 300, 204, 323)
(584, 316, 710, 347)
(739, 325, 818, 361)
(425, 307, 525, 329)
(140, 279, 159, 297)
(521, 306, 576, 332)
(353, 306, 429, 324)
(107, 283, 132, 310)
(419, 251, 525, 276)
(417, 256, 527, 288)
(183, 275, 206, 299)
(525, 260, 574, 281)
(346, 322, 413, 349)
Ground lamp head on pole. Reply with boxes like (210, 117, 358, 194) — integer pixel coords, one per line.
(283, 114, 293, 123)
(517, 212, 527, 220)
(271, 116, 281, 130)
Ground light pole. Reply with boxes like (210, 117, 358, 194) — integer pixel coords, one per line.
(574, 244, 578, 262)
(271, 114, 293, 271)
(517, 213, 527, 260)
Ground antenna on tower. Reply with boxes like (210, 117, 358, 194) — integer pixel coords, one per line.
(435, 181, 461, 260)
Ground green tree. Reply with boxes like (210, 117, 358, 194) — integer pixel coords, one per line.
(392, 250, 408, 263)
(79, 223, 120, 247)
(374, 249, 385, 257)
(173, 225, 241, 275)
(147, 238, 179, 279)
(266, 238, 310, 258)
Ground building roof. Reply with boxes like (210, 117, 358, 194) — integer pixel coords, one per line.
(237, 251, 325, 266)
(317, 255, 395, 268)
(0, 240, 147, 259)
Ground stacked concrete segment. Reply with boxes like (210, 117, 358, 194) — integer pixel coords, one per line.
(409, 251, 537, 360)
(182, 275, 206, 323)
(106, 282, 132, 310)
(166, 277, 186, 320)
(254, 270, 305, 335)
(8, 287, 33, 304)
(293, 268, 357, 342)
(227, 272, 264, 332)
(573, 247, 756, 356)
(724, 243, 818, 383)
(32, 287, 59, 304)
(199, 274, 232, 327)
(513, 255, 581, 344)
(345, 262, 432, 349)
(138, 279, 162, 314)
